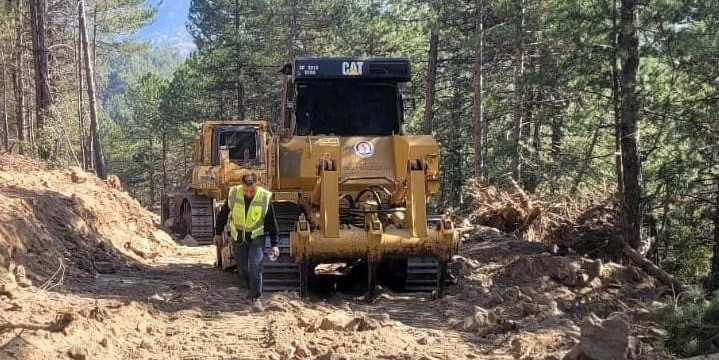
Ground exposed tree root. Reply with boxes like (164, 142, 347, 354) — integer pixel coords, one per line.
(0, 312, 74, 335)
(623, 245, 684, 293)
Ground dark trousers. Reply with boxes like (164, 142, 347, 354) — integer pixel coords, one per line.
(233, 239, 264, 300)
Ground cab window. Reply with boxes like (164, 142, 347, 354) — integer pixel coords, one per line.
(294, 82, 401, 136)
(212, 128, 260, 165)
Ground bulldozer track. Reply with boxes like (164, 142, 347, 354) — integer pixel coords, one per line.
(262, 202, 303, 293)
(404, 257, 444, 292)
(185, 195, 215, 245)
(404, 214, 449, 292)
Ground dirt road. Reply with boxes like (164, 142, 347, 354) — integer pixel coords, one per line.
(0, 155, 669, 360)
(2, 232, 670, 360)
(2, 244, 493, 360)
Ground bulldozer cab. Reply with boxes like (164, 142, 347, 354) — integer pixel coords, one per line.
(281, 57, 411, 136)
(185, 120, 271, 202)
(212, 126, 260, 166)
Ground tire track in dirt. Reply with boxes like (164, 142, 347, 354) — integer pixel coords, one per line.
(74, 252, 275, 359)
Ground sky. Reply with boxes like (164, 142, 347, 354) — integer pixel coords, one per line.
(137, 0, 195, 56)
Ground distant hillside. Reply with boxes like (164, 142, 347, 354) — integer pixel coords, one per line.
(137, 0, 194, 56)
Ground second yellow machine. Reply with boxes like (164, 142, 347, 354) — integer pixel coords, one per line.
(164, 57, 458, 296)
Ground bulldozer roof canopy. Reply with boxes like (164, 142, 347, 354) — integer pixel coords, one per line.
(293, 57, 411, 82)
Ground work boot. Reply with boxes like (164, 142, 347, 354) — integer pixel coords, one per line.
(251, 298, 264, 313)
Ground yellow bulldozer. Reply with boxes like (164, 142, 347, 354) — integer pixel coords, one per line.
(163, 57, 458, 297)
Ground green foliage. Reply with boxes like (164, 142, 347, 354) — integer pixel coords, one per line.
(105, 67, 192, 206)
(129, 1, 719, 263)
(2, 0, 719, 353)
(666, 286, 719, 356)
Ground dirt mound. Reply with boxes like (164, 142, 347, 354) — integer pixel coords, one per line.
(0, 154, 45, 172)
(0, 155, 177, 285)
(445, 230, 668, 359)
(493, 253, 603, 288)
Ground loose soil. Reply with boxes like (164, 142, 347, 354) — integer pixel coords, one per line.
(0, 155, 672, 360)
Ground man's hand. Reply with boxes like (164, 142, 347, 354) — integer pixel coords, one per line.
(270, 246, 280, 260)
(212, 235, 223, 247)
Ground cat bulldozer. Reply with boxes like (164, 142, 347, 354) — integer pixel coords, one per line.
(163, 57, 458, 297)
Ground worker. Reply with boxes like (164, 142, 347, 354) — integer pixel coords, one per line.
(213, 173, 280, 312)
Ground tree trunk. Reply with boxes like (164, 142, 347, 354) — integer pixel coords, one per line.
(2, 52, 9, 151)
(550, 117, 562, 162)
(13, 1, 25, 155)
(424, 19, 439, 134)
(75, 28, 87, 169)
(442, 70, 467, 208)
(531, 107, 541, 160)
(472, 0, 485, 178)
(448, 74, 464, 206)
(26, 64, 34, 153)
(236, 75, 245, 120)
(183, 137, 189, 176)
(30, 0, 50, 131)
(234, 0, 245, 120)
(525, 94, 540, 192)
(618, 0, 642, 250)
(92, 2, 98, 68)
(162, 131, 168, 194)
(286, 0, 298, 64)
(612, 0, 624, 196)
(279, 0, 298, 129)
(79, 0, 106, 179)
(25, 65, 34, 154)
(571, 124, 601, 195)
(511, 0, 526, 183)
(708, 179, 719, 291)
(149, 136, 155, 206)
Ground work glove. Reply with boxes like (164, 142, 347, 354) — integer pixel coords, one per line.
(270, 246, 280, 261)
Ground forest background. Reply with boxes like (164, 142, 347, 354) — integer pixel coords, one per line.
(1, 0, 718, 355)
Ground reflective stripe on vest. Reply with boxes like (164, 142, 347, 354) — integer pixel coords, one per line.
(228, 186, 272, 242)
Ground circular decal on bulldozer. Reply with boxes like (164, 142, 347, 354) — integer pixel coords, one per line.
(354, 141, 375, 158)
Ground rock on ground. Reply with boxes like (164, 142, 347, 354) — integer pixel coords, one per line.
(181, 235, 198, 247)
(563, 313, 631, 360)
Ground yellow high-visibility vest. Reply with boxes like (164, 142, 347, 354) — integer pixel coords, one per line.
(228, 185, 272, 242)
